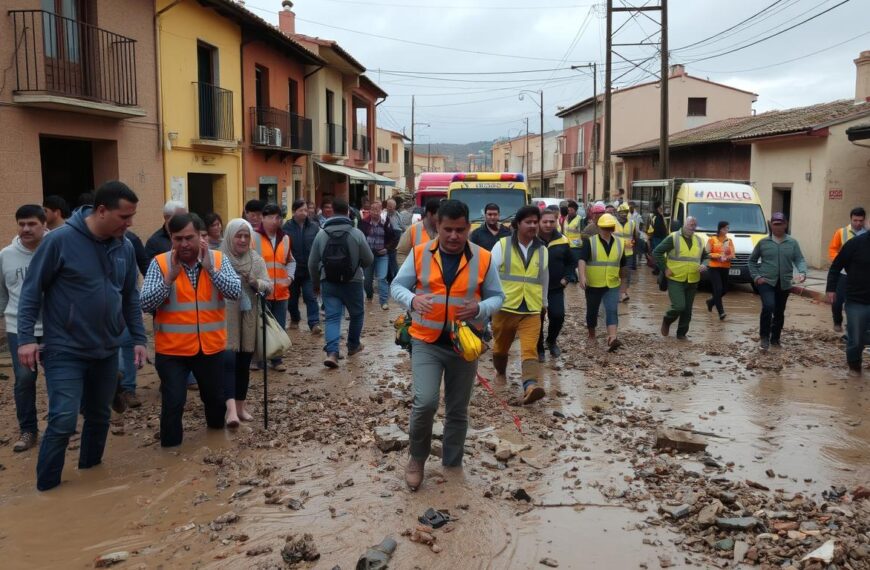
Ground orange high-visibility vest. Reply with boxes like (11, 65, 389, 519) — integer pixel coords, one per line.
(707, 235, 733, 269)
(254, 232, 291, 301)
(154, 251, 227, 356)
(409, 240, 490, 343)
(410, 222, 436, 249)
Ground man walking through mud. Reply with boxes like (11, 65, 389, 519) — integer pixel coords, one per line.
(391, 200, 504, 491)
(17, 182, 148, 491)
(827, 227, 870, 377)
(653, 216, 707, 340)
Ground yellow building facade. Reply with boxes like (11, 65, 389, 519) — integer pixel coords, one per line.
(156, 0, 244, 221)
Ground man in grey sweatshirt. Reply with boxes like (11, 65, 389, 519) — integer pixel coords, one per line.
(0, 205, 47, 452)
(17, 181, 147, 491)
(308, 198, 373, 368)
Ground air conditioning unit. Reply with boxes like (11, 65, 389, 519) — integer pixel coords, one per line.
(254, 125, 269, 145)
(270, 127, 282, 147)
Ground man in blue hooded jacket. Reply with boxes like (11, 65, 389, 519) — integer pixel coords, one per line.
(17, 181, 147, 491)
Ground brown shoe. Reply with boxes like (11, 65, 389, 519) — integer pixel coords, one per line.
(123, 391, 142, 409)
(112, 388, 128, 414)
(324, 353, 339, 368)
(587, 327, 596, 339)
(405, 457, 425, 491)
(269, 362, 287, 372)
(660, 317, 674, 337)
(348, 344, 365, 356)
(13, 432, 37, 453)
(310, 324, 322, 335)
(522, 384, 546, 405)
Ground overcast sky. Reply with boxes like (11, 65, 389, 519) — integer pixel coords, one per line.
(244, 0, 869, 144)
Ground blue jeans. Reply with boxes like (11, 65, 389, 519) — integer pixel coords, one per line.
(585, 287, 620, 329)
(758, 282, 790, 342)
(387, 249, 399, 283)
(289, 274, 320, 328)
(118, 327, 137, 394)
(7, 333, 40, 434)
(322, 281, 365, 355)
(266, 298, 288, 365)
(37, 351, 118, 491)
(364, 254, 389, 304)
(845, 302, 870, 369)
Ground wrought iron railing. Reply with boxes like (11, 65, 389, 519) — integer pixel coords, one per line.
(9, 9, 138, 107)
(562, 152, 586, 169)
(195, 82, 233, 141)
(326, 122, 346, 155)
(250, 107, 312, 152)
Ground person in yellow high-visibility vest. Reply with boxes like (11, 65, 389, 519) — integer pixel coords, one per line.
(490, 206, 549, 405)
(614, 203, 637, 302)
(579, 214, 626, 351)
(653, 217, 708, 339)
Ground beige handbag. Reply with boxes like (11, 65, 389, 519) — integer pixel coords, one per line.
(255, 303, 291, 360)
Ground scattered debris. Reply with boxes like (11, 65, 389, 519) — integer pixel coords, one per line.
(94, 552, 129, 568)
(356, 537, 397, 570)
(281, 534, 320, 565)
(418, 508, 450, 529)
(654, 427, 707, 452)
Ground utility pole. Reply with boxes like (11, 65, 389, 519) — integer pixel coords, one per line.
(427, 140, 431, 172)
(409, 95, 416, 192)
(604, 0, 613, 201)
(539, 90, 545, 196)
(606, 1, 669, 196)
(659, 0, 669, 179)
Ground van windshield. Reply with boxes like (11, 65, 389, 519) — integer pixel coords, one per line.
(687, 203, 768, 234)
(450, 188, 527, 222)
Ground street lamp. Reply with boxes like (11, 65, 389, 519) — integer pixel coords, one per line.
(519, 89, 544, 196)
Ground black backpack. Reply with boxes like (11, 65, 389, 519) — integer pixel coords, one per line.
(322, 229, 356, 283)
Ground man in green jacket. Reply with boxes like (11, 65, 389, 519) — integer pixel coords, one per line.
(748, 212, 807, 350)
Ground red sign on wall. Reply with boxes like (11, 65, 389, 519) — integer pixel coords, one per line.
(828, 189, 843, 200)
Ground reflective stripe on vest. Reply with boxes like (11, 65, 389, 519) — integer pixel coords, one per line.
(563, 215, 583, 248)
(586, 235, 622, 289)
(154, 251, 227, 356)
(410, 222, 434, 249)
(614, 219, 635, 254)
(254, 233, 290, 301)
(666, 231, 703, 284)
(497, 237, 547, 313)
(842, 225, 854, 246)
(409, 240, 489, 343)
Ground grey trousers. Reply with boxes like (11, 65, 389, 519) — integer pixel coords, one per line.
(409, 339, 478, 466)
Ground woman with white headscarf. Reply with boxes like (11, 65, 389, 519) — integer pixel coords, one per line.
(221, 219, 272, 426)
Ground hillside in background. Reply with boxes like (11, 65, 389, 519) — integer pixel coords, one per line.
(426, 141, 494, 171)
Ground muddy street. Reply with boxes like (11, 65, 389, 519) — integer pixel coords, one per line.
(0, 271, 868, 570)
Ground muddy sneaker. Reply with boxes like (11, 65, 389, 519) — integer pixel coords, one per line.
(381, 303, 389, 311)
(549, 343, 561, 357)
(522, 383, 546, 405)
(123, 391, 142, 409)
(310, 324, 322, 335)
(13, 432, 37, 453)
(324, 353, 339, 368)
(660, 318, 674, 337)
(112, 388, 128, 414)
(847, 366, 862, 378)
(405, 457, 425, 491)
(348, 344, 365, 356)
(269, 362, 288, 372)
(834, 324, 844, 333)
(760, 338, 770, 351)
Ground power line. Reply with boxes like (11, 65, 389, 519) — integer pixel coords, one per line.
(316, 0, 597, 9)
(375, 72, 584, 84)
(672, 0, 786, 51)
(374, 66, 580, 76)
(691, 29, 870, 74)
(684, 0, 851, 64)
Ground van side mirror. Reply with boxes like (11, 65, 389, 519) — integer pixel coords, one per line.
(670, 219, 682, 232)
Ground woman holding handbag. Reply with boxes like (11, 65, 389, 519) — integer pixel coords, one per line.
(705, 221, 735, 320)
(221, 219, 272, 427)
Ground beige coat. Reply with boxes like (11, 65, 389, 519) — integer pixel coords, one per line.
(225, 253, 270, 353)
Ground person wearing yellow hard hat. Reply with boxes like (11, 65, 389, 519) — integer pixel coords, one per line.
(579, 213, 626, 351)
(653, 216, 709, 339)
(614, 202, 637, 302)
(390, 200, 505, 491)
(491, 206, 549, 405)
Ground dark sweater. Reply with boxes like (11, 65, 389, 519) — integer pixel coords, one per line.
(470, 224, 511, 251)
(540, 230, 574, 290)
(827, 232, 870, 304)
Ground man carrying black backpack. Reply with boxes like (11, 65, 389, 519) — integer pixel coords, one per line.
(308, 198, 374, 368)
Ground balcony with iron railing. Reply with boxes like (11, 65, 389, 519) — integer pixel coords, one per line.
(562, 152, 587, 170)
(352, 133, 370, 160)
(8, 9, 143, 118)
(249, 107, 312, 154)
(193, 82, 236, 148)
(326, 122, 347, 156)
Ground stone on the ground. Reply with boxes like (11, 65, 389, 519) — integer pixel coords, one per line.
(539, 557, 559, 567)
(715, 517, 759, 530)
(801, 539, 835, 564)
(374, 425, 409, 452)
(654, 427, 707, 452)
(281, 533, 320, 564)
(94, 552, 129, 568)
(714, 538, 734, 551)
(659, 504, 691, 520)
(696, 500, 723, 527)
(733, 540, 749, 563)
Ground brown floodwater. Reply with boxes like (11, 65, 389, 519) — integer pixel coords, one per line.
(0, 271, 866, 569)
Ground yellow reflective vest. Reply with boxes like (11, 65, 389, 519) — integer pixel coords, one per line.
(562, 215, 583, 248)
(497, 236, 548, 314)
(666, 231, 704, 283)
(586, 235, 623, 288)
(614, 219, 636, 255)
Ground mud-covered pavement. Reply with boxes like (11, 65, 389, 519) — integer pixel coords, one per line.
(0, 271, 868, 569)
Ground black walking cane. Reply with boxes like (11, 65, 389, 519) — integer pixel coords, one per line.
(259, 292, 269, 430)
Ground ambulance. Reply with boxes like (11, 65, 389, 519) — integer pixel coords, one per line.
(447, 172, 530, 228)
(631, 179, 768, 284)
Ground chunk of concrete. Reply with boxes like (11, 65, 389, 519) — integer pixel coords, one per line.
(715, 517, 759, 531)
(374, 425, 409, 452)
(654, 427, 707, 453)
